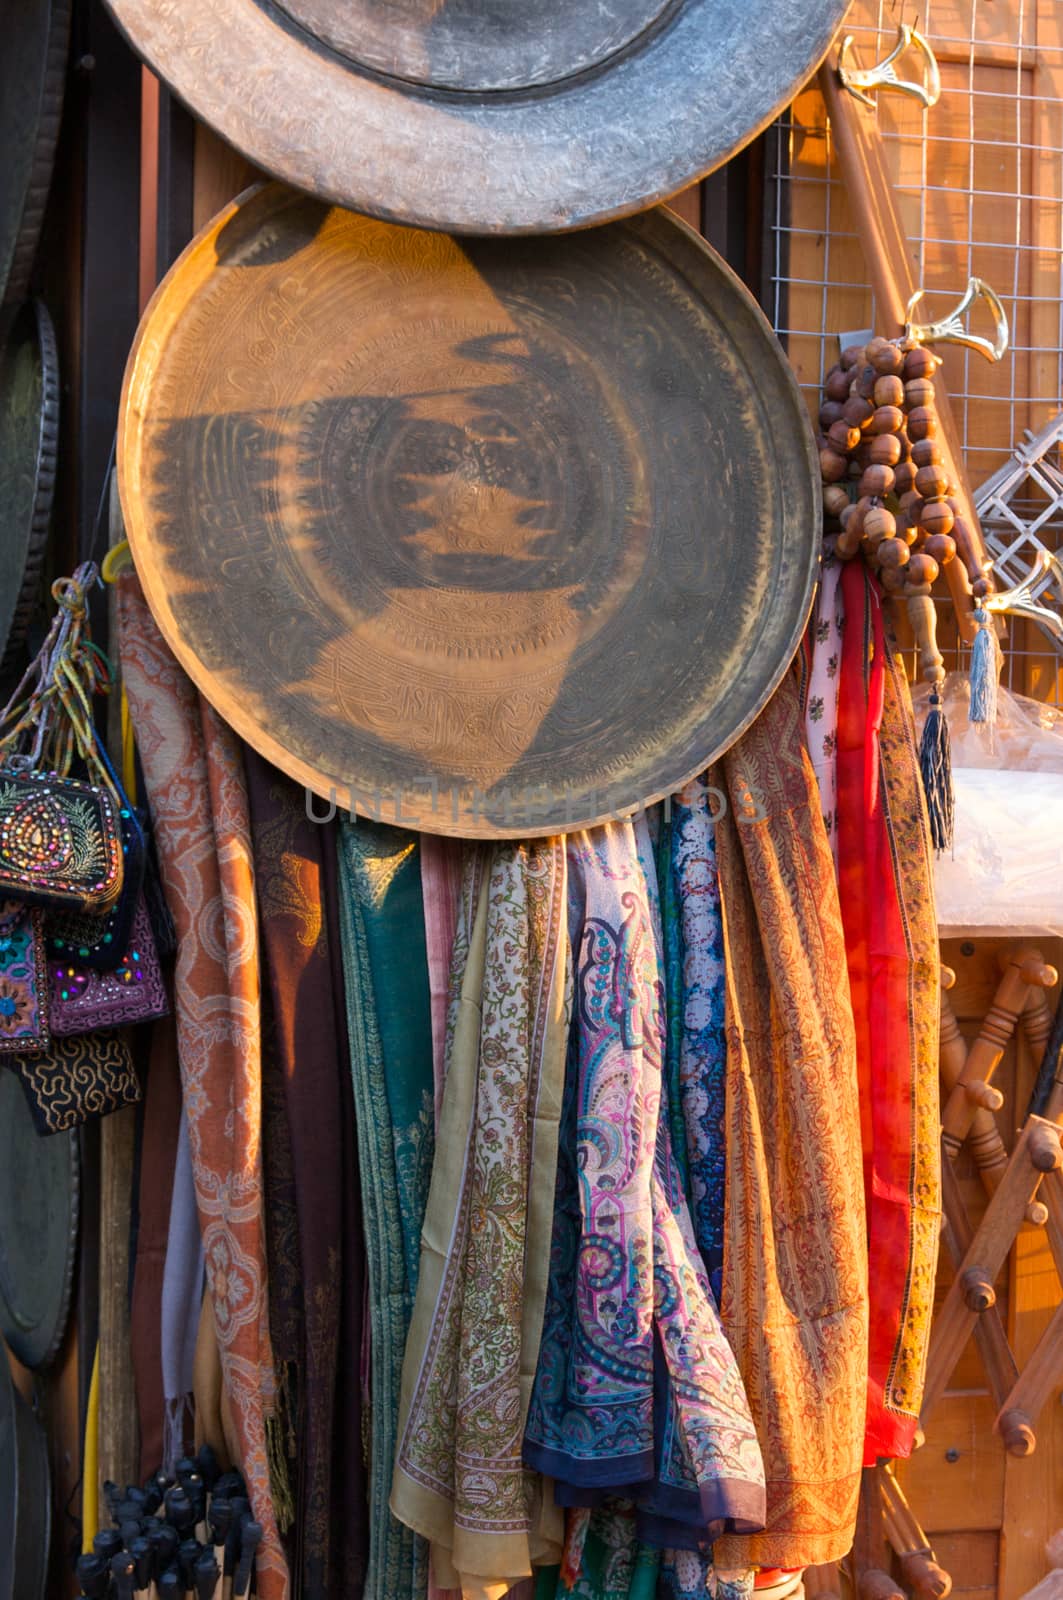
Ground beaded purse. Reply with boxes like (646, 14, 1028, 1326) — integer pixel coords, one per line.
(45, 783, 146, 971)
(0, 565, 125, 914)
(49, 896, 168, 1036)
(0, 899, 49, 1054)
(0, 768, 123, 913)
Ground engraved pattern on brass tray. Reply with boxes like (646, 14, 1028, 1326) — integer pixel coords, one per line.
(102, 0, 852, 234)
(119, 183, 820, 838)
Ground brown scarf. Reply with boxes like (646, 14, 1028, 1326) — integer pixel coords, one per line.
(713, 671, 869, 1570)
(246, 751, 358, 1599)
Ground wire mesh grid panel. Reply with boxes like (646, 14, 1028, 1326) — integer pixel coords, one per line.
(769, 0, 1063, 703)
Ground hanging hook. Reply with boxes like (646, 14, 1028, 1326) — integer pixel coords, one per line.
(982, 550, 1063, 642)
(904, 277, 1009, 364)
(837, 24, 942, 110)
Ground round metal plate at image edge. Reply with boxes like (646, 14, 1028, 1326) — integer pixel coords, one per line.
(102, 0, 851, 234)
(0, 1354, 51, 1600)
(119, 184, 820, 840)
(0, 1069, 79, 1372)
(0, 300, 60, 672)
(0, 0, 72, 306)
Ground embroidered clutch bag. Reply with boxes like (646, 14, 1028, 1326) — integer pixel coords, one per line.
(49, 897, 168, 1036)
(0, 768, 123, 914)
(46, 800, 146, 970)
(0, 900, 49, 1054)
(11, 1030, 140, 1135)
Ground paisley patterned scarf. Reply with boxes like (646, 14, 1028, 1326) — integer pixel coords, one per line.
(670, 778, 728, 1303)
(804, 561, 844, 864)
(392, 840, 568, 1600)
(537, 1504, 660, 1599)
(117, 576, 288, 1600)
(835, 563, 940, 1464)
(524, 818, 764, 1548)
(712, 670, 867, 1571)
(337, 819, 436, 1600)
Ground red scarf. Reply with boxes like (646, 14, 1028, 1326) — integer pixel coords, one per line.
(836, 561, 940, 1463)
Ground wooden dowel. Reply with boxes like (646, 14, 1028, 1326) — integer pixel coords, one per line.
(942, 949, 1056, 1159)
(940, 991, 1044, 1224)
(996, 1295, 1063, 1440)
(939, 1159, 1032, 1454)
(1022, 980, 1056, 1064)
(922, 1118, 1058, 1425)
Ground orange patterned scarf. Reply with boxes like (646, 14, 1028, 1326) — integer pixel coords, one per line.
(713, 670, 868, 1570)
(117, 577, 289, 1600)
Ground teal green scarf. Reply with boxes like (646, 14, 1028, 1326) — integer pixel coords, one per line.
(337, 819, 435, 1600)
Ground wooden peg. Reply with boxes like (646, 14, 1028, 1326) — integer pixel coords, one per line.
(965, 1079, 1005, 1111)
(960, 1266, 995, 1312)
(1029, 1122, 1063, 1173)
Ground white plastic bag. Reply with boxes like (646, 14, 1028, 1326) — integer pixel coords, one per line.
(912, 675, 1063, 937)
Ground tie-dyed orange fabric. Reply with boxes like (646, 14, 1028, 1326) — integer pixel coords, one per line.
(712, 672, 869, 1570)
(117, 577, 289, 1600)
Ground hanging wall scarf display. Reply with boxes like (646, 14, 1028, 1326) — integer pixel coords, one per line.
(834, 560, 941, 1465)
(337, 818, 435, 1600)
(712, 671, 868, 1571)
(524, 817, 765, 1552)
(116, 574, 289, 1600)
(393, 839, 568, 1600)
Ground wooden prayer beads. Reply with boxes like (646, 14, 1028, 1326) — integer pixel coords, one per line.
(816, 337, 994, 608)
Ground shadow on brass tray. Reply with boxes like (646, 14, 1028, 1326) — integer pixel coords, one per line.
(119, 185, 820, 838)
(102, 0, 852, 234)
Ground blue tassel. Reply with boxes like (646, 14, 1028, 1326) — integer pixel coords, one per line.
(919, 687, 954, 852)
(969, 606, 999, 726)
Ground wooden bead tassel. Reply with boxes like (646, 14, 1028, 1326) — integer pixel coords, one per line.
(816, 336, 971, 606)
